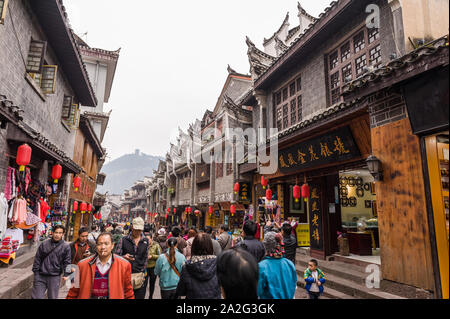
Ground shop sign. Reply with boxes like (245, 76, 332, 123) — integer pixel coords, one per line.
(296, 224, 310, 247)
(239, 182, 252, 203)
(309, 185, 323, 250)
(279, 126, 360, 173)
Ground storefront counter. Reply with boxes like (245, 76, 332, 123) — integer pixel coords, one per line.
(347, 232, 373, 256)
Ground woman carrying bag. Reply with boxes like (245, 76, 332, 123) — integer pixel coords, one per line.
(154, 237, 186, 299)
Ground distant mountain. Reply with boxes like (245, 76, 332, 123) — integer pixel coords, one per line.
(96, 150, 163, 195)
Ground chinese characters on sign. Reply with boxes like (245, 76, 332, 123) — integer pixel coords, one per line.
(309, 185, 323, 250)
(239, 182, 252, 203)
(278, 126, 360, 173)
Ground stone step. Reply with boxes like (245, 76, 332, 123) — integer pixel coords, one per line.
(297, 280, 356, 299)
(296, 265, 406, 299)
(0, 268, 34, 299)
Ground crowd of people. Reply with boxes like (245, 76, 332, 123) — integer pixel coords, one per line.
(30, 217, 327, 300)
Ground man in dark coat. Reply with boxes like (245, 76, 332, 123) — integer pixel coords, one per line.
(236, 220, 266, 262)
(281, 222, 297, 265)
(31, 225, 71, 299)
(69, 227, 93, 265)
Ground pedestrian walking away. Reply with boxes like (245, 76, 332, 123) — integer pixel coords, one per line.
(145, 234, 161, 299)
(183, 228, 198, 259)
(31, 225, 71, 299)
(217, 248, 259, 299)
(257, 232, 297, 299)
(304, 259, 327, 300)
(154, 237, 185, 299)
(217, 225, 232, 251)
(236, 220, 266, 262)
(66, 232, 134, 299)
(176, 233, 221, 299)
(155, 227, 168, 253)
(115, 217, 149, 299)
(281, 222, 297, 265)
(204, 226, 222, 256)
(171, 226, 187, 255)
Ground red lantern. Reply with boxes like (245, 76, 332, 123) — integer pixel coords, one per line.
(293, 185, 301, 203)
(234, 182, 240, 195)
(188, 207, 191, 214)
(52, 164, 62, 184)
(185, 207, 188, 214)
(230, 204, 236, 216)
(72, 201, 79, 213)
(173, 208, 177, 214)
(261, 176, 268, 190)
(73, 176, 81, 192)
(302, 183, 310, 201)
(16, 144, 32, 172)
(266, 188, 273, 201)
(87, 204, 92, 212)
(167, 207, 170, 213)
(208, 206, 213, 215)
(194, 210, 200, 216)
(165, 214, 168, 219)
(80, 202, 87, 214)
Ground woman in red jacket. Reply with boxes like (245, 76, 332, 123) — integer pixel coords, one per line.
(66, 232, 134, 299)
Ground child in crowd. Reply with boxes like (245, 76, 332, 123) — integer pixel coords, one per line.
(304, 259, 326, 299)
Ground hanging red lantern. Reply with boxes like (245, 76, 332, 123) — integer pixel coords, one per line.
(80, 202, 87, 214)
(16, 144, 32, 172)
(234, 182, 240, 195)
(188, 207, 191, 214)
(208, 206, 213, 215)
(87, 204, 92, 212)
(230, 204, 236, 216)
(261, 176, 268, 189)
(52, 164, 62, 184)
(293, 185, 301, 203)
(73, 176, 81, 192)
(302, 183, 310, 201)
(173, 208, 177, 214)
(184, 207, 188, 214)
(266, 187, 273, 201)
(165, 214, 168, 219)
(72, 201, 79, 213)
(167, 207, 170, 213)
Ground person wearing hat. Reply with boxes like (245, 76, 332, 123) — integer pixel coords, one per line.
(155, 227, 168, 252)
(115, 217, 149, 299)
(257, 232, 297, 299)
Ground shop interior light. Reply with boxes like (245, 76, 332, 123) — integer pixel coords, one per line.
(366, 155, 384, 181)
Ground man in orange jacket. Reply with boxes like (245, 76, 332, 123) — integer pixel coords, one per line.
(66, 232, 134, 299)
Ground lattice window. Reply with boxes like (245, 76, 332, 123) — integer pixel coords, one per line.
(342, 63, 352, 83)
(274, 75, 302, 131)
(289, 82, 296, 97)
(368, 28, 380, 44)
(326, 27, 380, 107)
(290, 99, 297, 125)
(354, 31, 365, 53)
(61, 95, 73, 119)
(26, 40, 47, 73)
(330, 51, 339, 70)
(369, 45, 382, 66)
(341, 42, 351, 62)
(355, 54, 367, 76)
(297, 95, 303, 122)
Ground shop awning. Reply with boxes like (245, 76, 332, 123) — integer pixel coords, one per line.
(235, 204, 246, 211)
(220, 202, 230, 211)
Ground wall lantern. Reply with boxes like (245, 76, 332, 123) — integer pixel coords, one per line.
(73, 176, 81, 192)
(208, 206, 213, 216)
(293, 185, 301, 203)
(266, 187, 273, 202)
(366, 155, 383, 181)
(87, 204, 92, 212)
(234, 182, 240, 195)
(52, 164, 62, 184)
(261, 176, 268, 189)
(72, 201, 78, 214)
(230, 204, 236, 216)
(16, 144, 32, 172)
(80, 202, 87, 214)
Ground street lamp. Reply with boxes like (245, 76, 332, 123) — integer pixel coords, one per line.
(366, 155, 383, 181)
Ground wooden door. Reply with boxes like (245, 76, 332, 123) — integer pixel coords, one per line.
(325, 174, 342, 256)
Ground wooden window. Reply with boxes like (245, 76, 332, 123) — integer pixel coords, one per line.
(40, 65, 57, 94)
(355, 54, 367, 76)
(290, 99, 297, 125)
(297, 95, 303, 122)
(1, 0, 9, 25)
(26, 40, 47, 73)
(61, 95, 73, 119)
(369, 45, 382, 66)
(274, 75, 303, 131)
(327, 26, 380, 106)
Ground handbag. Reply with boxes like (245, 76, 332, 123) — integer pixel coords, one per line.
(131, 272, 146, 290)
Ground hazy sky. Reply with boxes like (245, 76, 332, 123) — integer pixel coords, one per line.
(64, 0, 333, 163)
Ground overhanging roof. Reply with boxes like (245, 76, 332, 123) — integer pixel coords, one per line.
(79, 114, 105, 158)
(29, 0, 97, 106)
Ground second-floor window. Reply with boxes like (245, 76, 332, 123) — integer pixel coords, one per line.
(26, 40, 57, 94)
(61, 95, 80, 127)
(327, 26, 381, 106)
(274, 76, 302, 131)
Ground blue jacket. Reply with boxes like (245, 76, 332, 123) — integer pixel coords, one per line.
(304, 268, 326, 294)
(154, 249, 186, 291)
(257, 257, 297, 299)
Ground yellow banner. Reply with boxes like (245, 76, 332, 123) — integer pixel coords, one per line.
(296, 224, 310, 247)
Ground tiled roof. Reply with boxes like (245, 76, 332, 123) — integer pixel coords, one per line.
(0, 94, 24, 123)
(342, 36, 449, 95)
(263, 12, 290, 45)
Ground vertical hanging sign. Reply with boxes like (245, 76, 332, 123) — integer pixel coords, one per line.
(309, 185, 323, 250)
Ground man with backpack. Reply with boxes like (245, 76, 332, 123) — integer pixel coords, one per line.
(31, 225, 72, 299)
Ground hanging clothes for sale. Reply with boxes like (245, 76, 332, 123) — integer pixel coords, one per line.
(39, 198, 50, 223)
(0, 193, 9, 240)
(4, 228, 24, 245)
(11, 198, 27, 224)
(3, 167, 17, 201)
